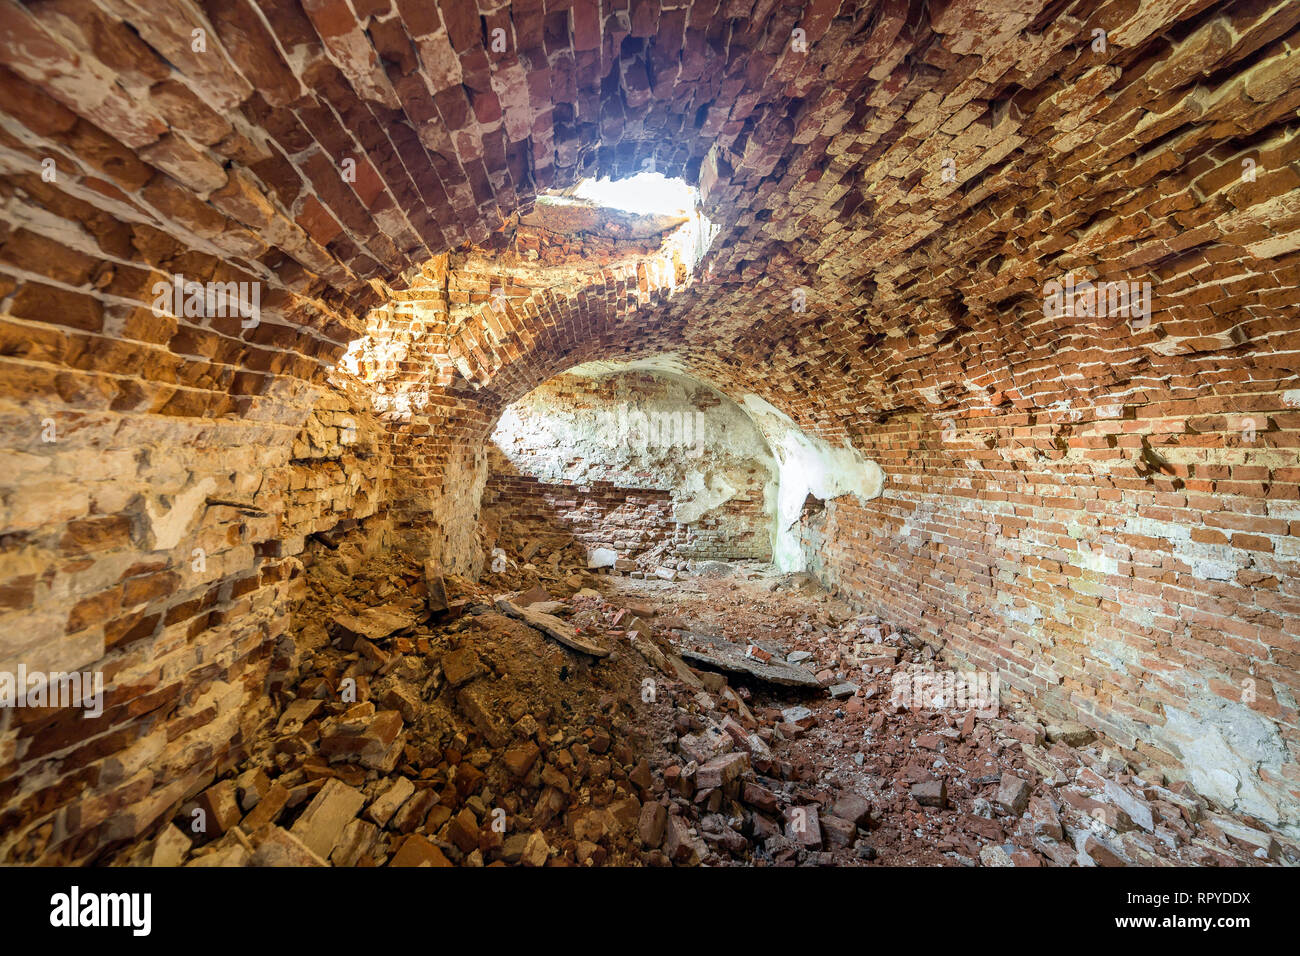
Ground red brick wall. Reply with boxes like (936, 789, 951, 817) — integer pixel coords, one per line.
(797, 395, 1300, 824)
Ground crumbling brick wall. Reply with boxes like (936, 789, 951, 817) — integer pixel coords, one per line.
(286, 389, 393, 552)
(0, 376, 388, 863)
(483, 473, 772, 566)
(795, 398, 1300, 834)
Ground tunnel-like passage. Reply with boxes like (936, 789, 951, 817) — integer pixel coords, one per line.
(0, 0, 1297, 869)
(487, 364, 782, 571)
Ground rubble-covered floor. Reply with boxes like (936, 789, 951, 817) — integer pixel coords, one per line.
(109, 543, 1294, 867)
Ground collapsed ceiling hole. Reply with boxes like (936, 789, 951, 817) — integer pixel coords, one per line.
(528, 172, 719, 268)
(566, 172, 697, 217)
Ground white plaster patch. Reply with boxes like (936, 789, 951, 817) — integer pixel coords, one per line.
(1191, 559, 1237, 582)
(1159, 698, 1291, 832)
(1047, 398, 1081, 421)
(673, 471, 738, 524)
(998, 599, 1043, 627)
(740, 395, 885, 570)
(1125, 515, 1191, 542)
(1075, 540, 1119, 575)
(144, 476, 216, 551)
(1120, 604, 1156, 629)
(1265, 500, 1300, 522)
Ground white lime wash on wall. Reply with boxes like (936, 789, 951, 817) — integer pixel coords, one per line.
(739, 395, 885, 570)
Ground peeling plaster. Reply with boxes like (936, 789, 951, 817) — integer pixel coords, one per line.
(1159, 690, 1293, 835)
(144, 476, 216, 551)
(673, 471, 738, 524)
(739, 395, 885, 571)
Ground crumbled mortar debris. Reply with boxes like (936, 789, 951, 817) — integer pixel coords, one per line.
(106, 549, 1290, 867)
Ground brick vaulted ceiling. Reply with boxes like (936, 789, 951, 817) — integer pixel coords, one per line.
(2, 0, 1297, 439)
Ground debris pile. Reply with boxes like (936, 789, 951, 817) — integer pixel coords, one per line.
(617, 569, 1289, 867)
(108, 550, 1289, 867)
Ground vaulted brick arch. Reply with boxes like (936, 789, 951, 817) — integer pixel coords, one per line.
(1, 0, 1299, 863)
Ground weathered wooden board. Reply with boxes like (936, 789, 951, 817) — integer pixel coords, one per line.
(494, 597, 611, 658)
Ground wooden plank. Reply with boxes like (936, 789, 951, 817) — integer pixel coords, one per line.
(494, 596, 611, 658)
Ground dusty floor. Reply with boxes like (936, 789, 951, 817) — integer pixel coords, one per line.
(602, 567, 1287, 867)
(107, 543, 1293, 867)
